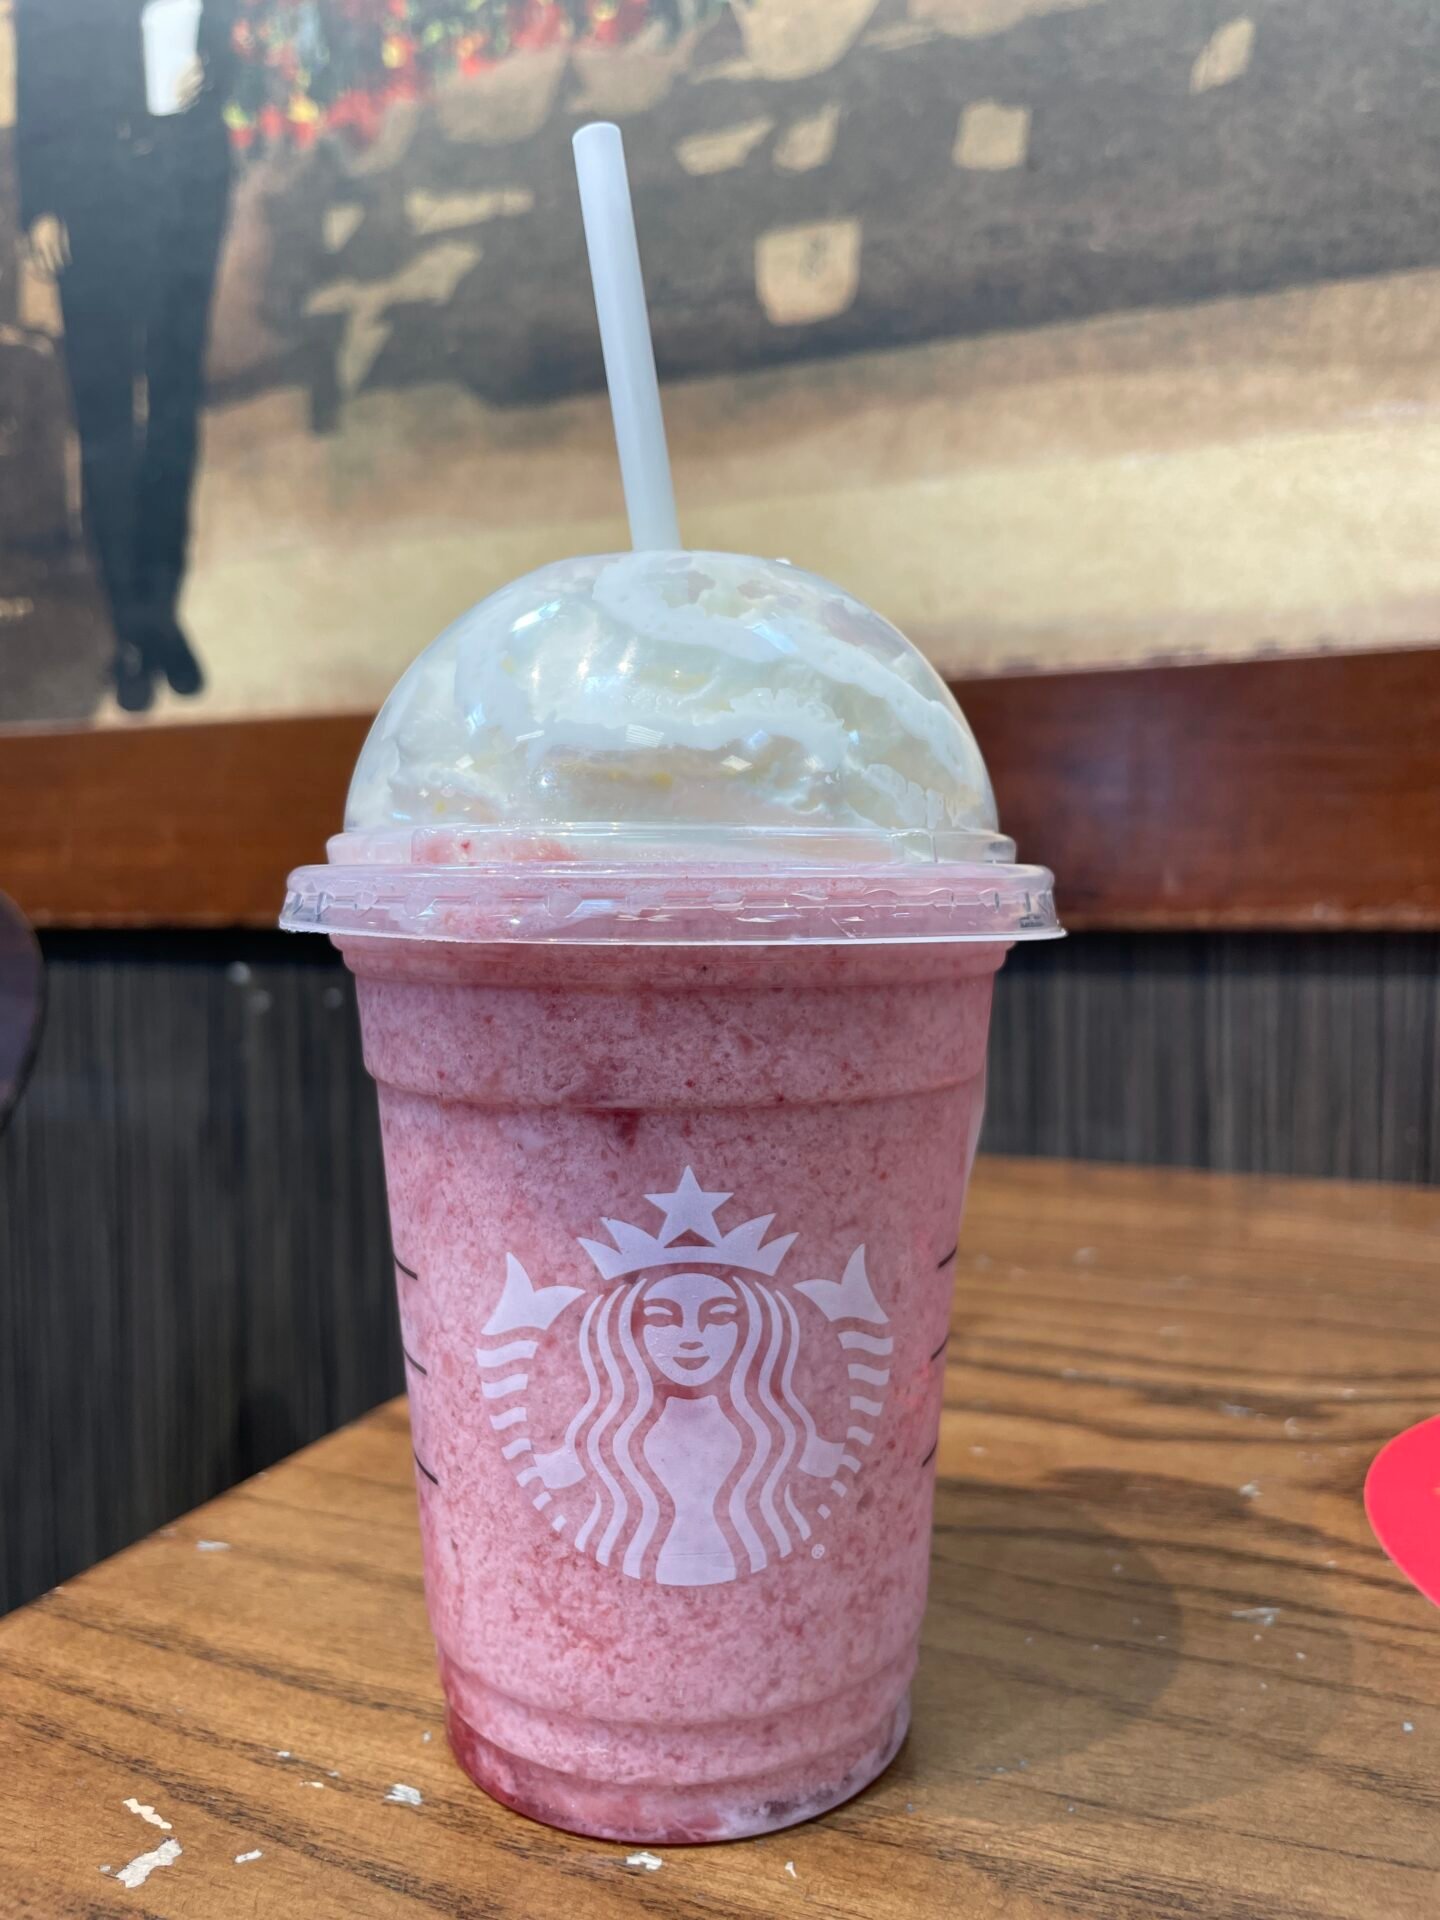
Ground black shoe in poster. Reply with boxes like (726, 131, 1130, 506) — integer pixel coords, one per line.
(145, 613, 206, 699)
(112, 636, 156, 714)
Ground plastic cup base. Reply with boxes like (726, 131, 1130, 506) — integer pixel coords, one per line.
(444, 1692, 911, 1845)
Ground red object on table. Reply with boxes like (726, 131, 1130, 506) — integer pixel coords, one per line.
(1365, 1415, 1440, 1607)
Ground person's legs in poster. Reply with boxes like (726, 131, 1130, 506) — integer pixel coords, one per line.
(57, 209, 153, 712)
(133, 122, 231, 697)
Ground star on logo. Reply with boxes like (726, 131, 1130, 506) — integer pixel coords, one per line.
(578, 1168, 796, 1281)
(646, 1168, 732, 1246)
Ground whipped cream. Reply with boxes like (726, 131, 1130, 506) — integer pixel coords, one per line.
(346, 552, 999, 846)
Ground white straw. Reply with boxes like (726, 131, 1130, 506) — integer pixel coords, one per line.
(573, 122, 680, 551)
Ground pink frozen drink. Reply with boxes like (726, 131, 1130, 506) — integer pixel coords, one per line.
(284, 549, 1060, 1840)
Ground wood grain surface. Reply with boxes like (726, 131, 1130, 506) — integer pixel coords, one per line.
(1, 1158, 1436, 1919)
(4, 646, 1440, 930)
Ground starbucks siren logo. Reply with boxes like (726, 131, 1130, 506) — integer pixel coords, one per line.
(473, 1170, 892, 1586)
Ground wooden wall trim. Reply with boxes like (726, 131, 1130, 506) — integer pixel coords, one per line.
(960, 645, 1440, 928)
(962, 645, 1440, 928)
(3, 647, 1438, 929)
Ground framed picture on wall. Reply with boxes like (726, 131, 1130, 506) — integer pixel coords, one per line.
(3, 0, 1438, 924)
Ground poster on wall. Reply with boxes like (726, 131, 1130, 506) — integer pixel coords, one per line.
(2, 0, 1439, 728)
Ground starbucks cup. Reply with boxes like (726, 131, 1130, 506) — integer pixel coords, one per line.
(141, 0, 203, 117)
(283, 551, 1061, 1841)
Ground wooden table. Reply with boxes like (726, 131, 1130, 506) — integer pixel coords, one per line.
(3, 1159, 1438, 1918)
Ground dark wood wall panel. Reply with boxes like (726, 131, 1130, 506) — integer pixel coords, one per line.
(984, 932, 1439, 1179)
(1, 928, 1435, 1617)
(0, 933, 400, 1617)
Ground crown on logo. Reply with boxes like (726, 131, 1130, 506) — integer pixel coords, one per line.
(579, 1169, 797, 1283)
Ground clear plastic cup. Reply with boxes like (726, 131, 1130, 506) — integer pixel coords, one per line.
(283, 552, 1060, 1841)
(140, 0, 202, 117)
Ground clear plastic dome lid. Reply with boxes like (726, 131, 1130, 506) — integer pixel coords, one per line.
(284, 552, 1061, 944)
(342, 551, 1009, 859)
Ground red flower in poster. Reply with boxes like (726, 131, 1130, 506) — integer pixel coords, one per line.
(336, 88, 384, 147)
(587, 0, 621, 48)
(226, 1, 730, 158)
(455, 32, 493, 77)
(513, 1, 567, 52)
